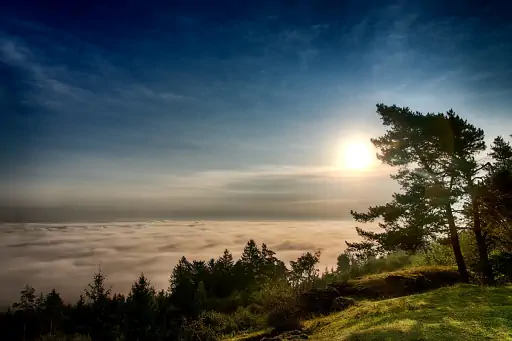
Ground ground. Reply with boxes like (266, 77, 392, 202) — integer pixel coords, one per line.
(227, 284, 512, 341)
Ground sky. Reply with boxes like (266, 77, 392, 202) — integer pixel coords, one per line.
(1, 0, 512, 221)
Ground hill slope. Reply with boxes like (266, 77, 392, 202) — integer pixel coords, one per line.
(229, 284, 512, 341)
(306, 284, 512, 341)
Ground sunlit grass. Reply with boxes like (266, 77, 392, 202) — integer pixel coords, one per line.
(227, 284, 512, 340)
(305, 284, 512, 341)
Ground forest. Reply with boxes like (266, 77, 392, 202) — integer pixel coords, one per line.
(1, 104, 511, 341)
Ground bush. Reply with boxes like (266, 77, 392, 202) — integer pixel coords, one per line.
(204, 290, 246, 313)
(266, 302, 302, 333)
(411, 243, 455, 267)
(490, 252, 512, 283)
(253, 280, 303, 332)
(231, 307, 264, 331)
(200, 307, 263, 335)
(411, 233, 481, 271)
(299, 287, 339, 315)
(251, 280, 295, 311)
(358, 252, 412, 276)
(200, 310, 237, 334)
(180, 318, 219, 341)
(459, 232, 481, 271)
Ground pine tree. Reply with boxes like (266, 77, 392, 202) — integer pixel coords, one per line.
(480, 136, 512, 251)
(347, 104, 497, 282)
(261, 243, 287, 280)
(44, 289, 64, 335)
(13, 285, 36, 312)
(84, 269, 115, 340)
(169, 256, 197, 315)
(125, 273, 157, 341)
(236, 240, 263, 288)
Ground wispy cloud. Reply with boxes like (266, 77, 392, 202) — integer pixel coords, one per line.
(2, 1, 512, 220)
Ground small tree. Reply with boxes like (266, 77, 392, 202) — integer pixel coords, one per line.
(124, 273, 157, 341)
(13, 285, 37, 341)
(13, 285, 36, 312)
(336, 253, 351, 274)
(84, 269, 115, 341)
(289, 251, 321, 292)
(239, 240, 263, 281)
(169, 256, 197, 315)
(43, 289, 64, 335)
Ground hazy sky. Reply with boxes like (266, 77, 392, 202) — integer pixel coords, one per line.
(1, 0, 512, 221)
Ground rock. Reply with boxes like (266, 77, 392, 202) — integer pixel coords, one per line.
(262, 330, 309, 340)
(299, 287, 340, 315)
(330, 296, 356, 312)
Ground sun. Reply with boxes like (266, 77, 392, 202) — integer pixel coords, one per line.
(339, 140, 375, 170)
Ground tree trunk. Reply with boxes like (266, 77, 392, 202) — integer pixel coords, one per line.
(445, 204, 470, 282)
(472, 197, 495, 285)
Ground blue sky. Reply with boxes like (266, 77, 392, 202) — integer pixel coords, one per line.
(1, 0, 512, 221)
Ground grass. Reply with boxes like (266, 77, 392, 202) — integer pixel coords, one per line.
(347, 265, 458, 281)
(306, 284, 512, 341)
(226, 284, 512, 341)
(330, 265, 462, 300)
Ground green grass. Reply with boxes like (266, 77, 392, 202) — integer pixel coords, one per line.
(305, 284, 512, 341)
(226, 284, 512, 341)
(347, 265, 458, 281)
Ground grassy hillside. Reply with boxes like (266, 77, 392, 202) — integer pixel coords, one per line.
(309, 284, 512, 341)
(228, 284, 512, 341)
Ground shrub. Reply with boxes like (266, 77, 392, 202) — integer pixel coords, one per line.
(200, 310, 236, 334)
(411, 233, 481, 271)
(251, 280, 295, 311)
(266, 302, 302, 333)
(358, 252, 412, 275)
(299, 287, 340, 315)
(490, 252, 512, 283)
(460, 232, 481, 272)
(180, 318, 219, 341)
(253, 280, 303, 332)
(411, 243, 455, 267)
(231, 306, 264, 331)
(204, 290, 245, 313)
(200, 307, 263, 335)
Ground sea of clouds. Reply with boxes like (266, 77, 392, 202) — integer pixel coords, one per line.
(0, 220, 368, 305)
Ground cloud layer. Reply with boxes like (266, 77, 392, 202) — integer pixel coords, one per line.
(0, 220, 373, 305)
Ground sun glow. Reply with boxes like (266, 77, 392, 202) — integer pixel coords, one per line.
(338, 140, 375, 170)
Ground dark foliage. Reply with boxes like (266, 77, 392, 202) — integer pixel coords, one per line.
(489, 252, 512, 282)
(299, 287, 340, 315)
(266, 303, 302, 333)
(0, 240, 304, 340)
